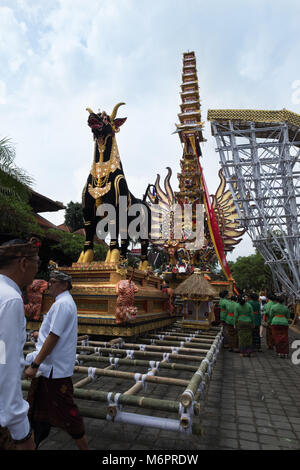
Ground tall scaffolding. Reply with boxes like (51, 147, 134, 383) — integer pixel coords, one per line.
(207, 109, 300, 301)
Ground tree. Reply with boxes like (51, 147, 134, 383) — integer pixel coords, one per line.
(64, 201, 84, 232)
(47, 229, 107, 266)
(0, 137, 34, 199)
(0, 137, 42, 239)
(228, 251, 273, 292)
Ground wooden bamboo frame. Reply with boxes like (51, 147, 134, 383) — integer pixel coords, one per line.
(76, 345, 206, 362)
(22, 321, 222, 436)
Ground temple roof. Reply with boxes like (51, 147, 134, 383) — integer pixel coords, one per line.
(29, 189, 65, 213)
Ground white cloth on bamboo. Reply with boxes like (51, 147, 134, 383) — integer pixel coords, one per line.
(26, 290, 77, 378)
(0, 274, 30, 440)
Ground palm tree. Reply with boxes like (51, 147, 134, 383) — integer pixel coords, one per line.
(0, 137, 41, 239)
(0, 137, 34, 200)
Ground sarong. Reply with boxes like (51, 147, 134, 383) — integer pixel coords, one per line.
(222, 321, 229, 347)
(226, 324, 238, 350)
(237, 321, 253, 354)
(266, 324, 274, 349)
(252, 326, 261, 351)
(27, 375, 85, 448)
(0, 426, 16, 450)
(271, 325, 289, 355)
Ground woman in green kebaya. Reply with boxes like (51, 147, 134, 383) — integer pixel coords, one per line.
(234, 294, 255, 357)
(219, 290, 230, 349)
(264, 293, 277, 349)
(225, 295, 239, 352)
(248, 292, 262, 352)
(269, 295, 290, 358)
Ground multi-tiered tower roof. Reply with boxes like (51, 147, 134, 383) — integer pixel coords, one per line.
(175, 52, 204, 208)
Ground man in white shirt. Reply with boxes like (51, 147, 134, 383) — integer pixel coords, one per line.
(25, 270, 88, 450)
(0, 238, 41, 450)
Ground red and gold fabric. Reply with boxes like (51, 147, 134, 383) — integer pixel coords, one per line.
(188, 135, 238, 294)
(271, 325, 289, 355)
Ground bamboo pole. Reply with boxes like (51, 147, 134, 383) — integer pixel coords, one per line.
(74, 365, 189, 387)
(74, 376, 93, 388)
(134, 338, 211, 350)
(88, 340, 210, 353)
(75, 354, 199, 373)
(108, 337, 124, 347)
(180, 331, 222, 408)
(164, 326, 220, 334)
(123, 367, 158, 397)
(156, 330, 217, 340)
(77, 405, 202, 435)
(21, 379, 200, 416)
(76, 346, 206, 362)
(146, 334, 214, 344)
(77, 335, 89, 342)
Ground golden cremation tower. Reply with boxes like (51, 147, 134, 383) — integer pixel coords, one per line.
(175, 51, 205, 210)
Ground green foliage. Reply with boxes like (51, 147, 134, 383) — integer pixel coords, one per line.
(127, 256, 140, 268)
(64, 201, 84, 232)
(47, 229, 107, 265)
(0, 137, 34, 199)
(0, 138, 41, 238)
(0, 195, 42, 238)
(228, 251, 273, 292)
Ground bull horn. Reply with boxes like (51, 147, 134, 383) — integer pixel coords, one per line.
(86, 107, 94, 114)
(110, 102, 126, 121)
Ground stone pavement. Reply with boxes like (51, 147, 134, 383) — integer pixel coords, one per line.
(36, 326, 300, 451)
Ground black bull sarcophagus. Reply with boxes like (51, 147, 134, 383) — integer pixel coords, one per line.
(77, 103, 151, 270)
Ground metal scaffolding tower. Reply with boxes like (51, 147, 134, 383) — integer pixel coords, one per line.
(207, 109, 300, 300)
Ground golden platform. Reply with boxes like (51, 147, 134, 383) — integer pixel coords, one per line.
(26, 262, 176, 337)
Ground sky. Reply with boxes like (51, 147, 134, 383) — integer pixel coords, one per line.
(1, 0, 300, 261)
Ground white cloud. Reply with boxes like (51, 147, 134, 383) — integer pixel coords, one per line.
(0, 6, 29, 73)
(0, 81, 6, 104)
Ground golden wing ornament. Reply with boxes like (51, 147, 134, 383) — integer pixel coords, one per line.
(211, 169, 246, 252)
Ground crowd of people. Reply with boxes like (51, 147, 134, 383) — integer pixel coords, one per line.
(219, 290, 290, 358)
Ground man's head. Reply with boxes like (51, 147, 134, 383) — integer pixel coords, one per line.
(48, 270, 72, 298)
(0, 238, 41, 289)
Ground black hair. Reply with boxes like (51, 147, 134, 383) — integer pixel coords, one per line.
(231, 295, 237, 301)
(237, 294, 246, 305)
(267, 292, 276, 301)
(250, 292, 259, 301)
(276, 295, 285, 303)
(219, 290, 229, 298)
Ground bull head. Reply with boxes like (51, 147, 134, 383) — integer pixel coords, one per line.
(86, 103, 127, 138)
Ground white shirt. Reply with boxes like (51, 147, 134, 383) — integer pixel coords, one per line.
(0, 274, 30, 440)
(26, 290, 78, 379)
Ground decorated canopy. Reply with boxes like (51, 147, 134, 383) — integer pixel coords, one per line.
(174, 269, 216, 301)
